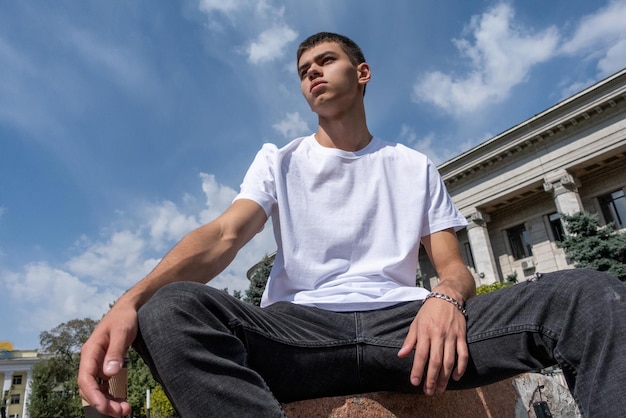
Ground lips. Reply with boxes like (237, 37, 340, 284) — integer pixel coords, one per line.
(310, 80, 327, 93)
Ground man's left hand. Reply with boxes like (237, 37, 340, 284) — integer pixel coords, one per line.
(397, 290, 468, 395)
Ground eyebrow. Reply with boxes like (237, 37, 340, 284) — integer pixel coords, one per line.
(298, 50, 339, 75)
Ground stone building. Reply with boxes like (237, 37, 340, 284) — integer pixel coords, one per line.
(0, 349, 39, 418)
(419, 67, 626, 287)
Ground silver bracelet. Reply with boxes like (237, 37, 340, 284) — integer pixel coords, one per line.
(424, 292, 467, 318)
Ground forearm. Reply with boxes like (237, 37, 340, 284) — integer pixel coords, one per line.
(433, 262, 476, 304)
(118, 224, 237, 310)
(114, 199, 265, 311)
(422, 228, 476, 305)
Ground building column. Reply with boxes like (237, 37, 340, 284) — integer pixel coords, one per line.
(466, 209, 499, 285)
(543, 171, 584, 216)
(23, 370, 32, 418)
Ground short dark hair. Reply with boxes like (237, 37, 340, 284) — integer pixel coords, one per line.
(297, 32, 366, 66)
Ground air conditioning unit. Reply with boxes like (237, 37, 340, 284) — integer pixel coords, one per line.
(521, 259, 535, 270)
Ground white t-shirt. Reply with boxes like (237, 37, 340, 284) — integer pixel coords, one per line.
(234, 135, 467, 311)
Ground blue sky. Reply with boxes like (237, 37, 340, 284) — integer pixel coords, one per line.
(1, 0, 625, 350)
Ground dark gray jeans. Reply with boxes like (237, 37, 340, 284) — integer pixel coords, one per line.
(134, 269, 626, 417)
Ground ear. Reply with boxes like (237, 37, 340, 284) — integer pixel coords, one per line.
(357, 62, 371, 86)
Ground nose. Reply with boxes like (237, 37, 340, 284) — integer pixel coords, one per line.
(306, 64, 321, 79)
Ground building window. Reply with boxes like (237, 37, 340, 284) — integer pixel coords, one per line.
(548, 213, 565, 242)
(507, 223, 533, 260)
(10, 393, 20, 404)
(12, 375, 22, 385)
(599, 189, 626, 229)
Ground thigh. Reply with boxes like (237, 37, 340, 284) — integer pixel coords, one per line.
(349, 281, 560, 393)
(456, 272, 572, 388)
(355, 302, 423, 394)
(137, 283, 364, 402)
(253, 302, 425, 400)
(242, 302, 362, 402)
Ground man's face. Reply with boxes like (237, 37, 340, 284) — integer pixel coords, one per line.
(297, 41, 366, 114)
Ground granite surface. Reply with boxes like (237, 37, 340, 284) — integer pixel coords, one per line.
(283, 378, 518, 418)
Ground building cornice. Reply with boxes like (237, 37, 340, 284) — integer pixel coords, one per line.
(440, 68, 626, 186)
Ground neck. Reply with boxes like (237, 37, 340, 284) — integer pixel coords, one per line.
(314, 103, 372, 152)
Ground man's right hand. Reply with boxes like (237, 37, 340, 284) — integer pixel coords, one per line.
(76, 199, 267, 416)
(78, 302, 137, 417)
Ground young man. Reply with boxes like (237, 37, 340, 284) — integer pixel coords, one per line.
(78, 32, 626, 417)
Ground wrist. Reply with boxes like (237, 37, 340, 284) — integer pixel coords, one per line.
(115, 287, 149, 311)
(432, 284, 465, 305)
(433, 277, 475, 303)
(424, 291, 468, 318)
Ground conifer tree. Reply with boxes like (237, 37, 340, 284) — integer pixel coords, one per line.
(244, 254, 274, 306)
(559, 211, 626, 280)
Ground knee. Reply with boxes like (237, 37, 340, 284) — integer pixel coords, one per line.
(137, 282, 237, 333)
(547, 268, 623, 293)
(545, 269, 625, 315)
(137, 282, 206, 331)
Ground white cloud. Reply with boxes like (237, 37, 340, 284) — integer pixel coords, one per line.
(3, 263, 119, 335)
(413, 3, 559, 116)
(398, 125, 454, 165)
(413, 2, 626, 117)
(199, 0, 298, 65)
(560, 0, 626, 76)
(560, 0, 626, 53)
(196, 0, 297, 65)
(272, 112, 310, 139)
(1, 173, 275, 340)
(198, 0, 247, 16)
(65, 230, 154, 287)
(598, 38, 626, 75)
(198, 173, 240, 223)
(247, 25, 298, 64)
(148, 200, 201, 251)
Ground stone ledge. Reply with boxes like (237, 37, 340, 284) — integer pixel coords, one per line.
(283, 378, 518, 418)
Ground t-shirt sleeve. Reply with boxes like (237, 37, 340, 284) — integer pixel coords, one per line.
(233, 143, 278, 217)
(422, 159, 467, 236)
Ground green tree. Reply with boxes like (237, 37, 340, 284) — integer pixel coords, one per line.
(27, 318, 97, 418)
(222, 288, 243, 300)
(150, 385, 177, 417)
(244, 253, 274, 306)
(559, 211, 626, 280)
(127, 347, 158, 416)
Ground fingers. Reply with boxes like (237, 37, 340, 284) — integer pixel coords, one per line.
(78, 344, 132, 417)
(78, 308, 137, 416)
(420, 330, 446, 395)
(79, 341, 132, 416)
(397, 319, 430, 388)
(103, 320, 136, 378)
(397, 324, 417, 359)
(79, 385, 132, 418)
(78, 337, 107, 401)
(399, 300, 468, 395)
(453, 337, 469, 382)
(434, 334, 457, 394)
(411, 332, 430, 388)
(78, 339, 111, 411)
(415, 333, 464, 395)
